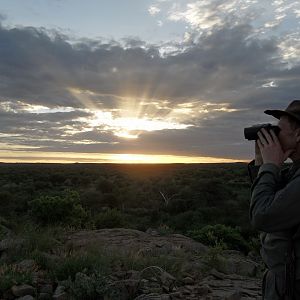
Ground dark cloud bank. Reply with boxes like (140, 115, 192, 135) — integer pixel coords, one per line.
(0, 21, 299, 161)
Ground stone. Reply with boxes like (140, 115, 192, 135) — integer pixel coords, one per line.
(218, 254, 258, 277)
(11, 285, 35, 297)
(168, 291, 181, 297)
(2, 288, 14, 300)
(225, 290, 242, 300)
(15, 296, 34, 300)
(195, 284, 212, 295)
(52, 286, 67, 300)
(146, 228, 159, 235)
(40, 284, 53, 294)
(52, 292, 68, 300)
(38, 293, 51, 300)
(17, 259, 36, 270)
(182, 277, 194, 284)
(122, 278, 140, 296)
(160, 270, 176, 285)
(210, 268, 226, 279)
(53, 286, 65, 295)
(134, 293, 170, 300)
(127, 270, 141, 280)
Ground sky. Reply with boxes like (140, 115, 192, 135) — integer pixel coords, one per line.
(0, 0, 300, 163)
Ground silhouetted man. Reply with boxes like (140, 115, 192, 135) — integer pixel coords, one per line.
(249, 100, 300, 299)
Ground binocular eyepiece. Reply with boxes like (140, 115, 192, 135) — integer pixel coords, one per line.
(244, 123, 281, 140)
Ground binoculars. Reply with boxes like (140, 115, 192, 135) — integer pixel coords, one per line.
(244, 123, 281, 140)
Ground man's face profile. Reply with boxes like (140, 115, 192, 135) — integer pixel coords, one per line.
(277, 116, 298, 155)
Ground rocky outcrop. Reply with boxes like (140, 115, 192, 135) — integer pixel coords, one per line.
(65, 228, 262, 299)
(60, 267, 261, 299)
(0, 228, 263, 299)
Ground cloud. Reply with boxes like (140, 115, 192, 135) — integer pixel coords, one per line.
(0, 22, 279, 106)
(148, 5, 161, 16)
(151, 0, 300, 44)
(0, 16, 300, 160)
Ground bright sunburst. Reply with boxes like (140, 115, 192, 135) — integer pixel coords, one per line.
(69, 88, 193, 139)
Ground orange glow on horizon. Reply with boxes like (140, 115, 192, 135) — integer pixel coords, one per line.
(0, 150, 247, 164)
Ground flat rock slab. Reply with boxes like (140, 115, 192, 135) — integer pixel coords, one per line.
(66, 228, 208, 255)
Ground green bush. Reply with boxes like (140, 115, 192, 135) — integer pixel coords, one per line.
(201, 242, 226, 272)
(65, 271, 121, 300)
(0, 191, 16, 215)
(28, 190, 88, 227)
(94, 209, 126, 229)
(52, 254, 104, 281)
(51, 243, 186, 296)
(0, 216, 11, 228)
(167, 210, 202, 232)
(0, 217, 11, 239)
(2, 223, 66, 264)
(80, 190, 104, 213)
(0, 264, 34, 293)
(96, 178, 114, 193)
(187, 224, 250, 253)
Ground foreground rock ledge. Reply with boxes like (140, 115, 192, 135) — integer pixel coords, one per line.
(65, 228, 262, 299)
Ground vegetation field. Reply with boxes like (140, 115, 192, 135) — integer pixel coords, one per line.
(0, 162, 261, 299)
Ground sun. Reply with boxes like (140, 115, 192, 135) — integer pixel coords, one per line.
(77, 103, 191, 140)
(114, 154, 157, 163)
(68, 87, 193, 139)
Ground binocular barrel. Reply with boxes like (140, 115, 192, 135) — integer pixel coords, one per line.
(244, 123, 280, 140)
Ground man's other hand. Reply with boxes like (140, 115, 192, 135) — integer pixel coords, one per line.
(257, 128, 294, 167)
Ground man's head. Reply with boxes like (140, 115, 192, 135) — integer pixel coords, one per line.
(277, 115, 300, 160)
(264, 100, 300, 161)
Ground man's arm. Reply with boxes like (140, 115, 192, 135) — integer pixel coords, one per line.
(250, 164, 300, 232)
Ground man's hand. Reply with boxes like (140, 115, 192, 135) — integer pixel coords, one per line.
(257, 128, 294, 167)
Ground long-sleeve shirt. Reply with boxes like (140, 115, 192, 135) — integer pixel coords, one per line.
(249, 160, 300, 277)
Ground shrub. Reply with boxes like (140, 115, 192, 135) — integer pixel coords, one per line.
(24, 224, 62, 253)
(0, 217, 11, 239)
(157, 223, 174, 236)
(167, 210, 202, 232)
(0, 191, 15, 214)
(96, 178, 114, 193)
(94, 209, 126, 229)
(52, 254, 103, 281)
(187, 224, 250, 253)
(80, 190, 104, 213)
(28, 190, 88, 227)
(0, 264, 34, 294)
(65, 271, 121, 300)
(201, 241, 226, 272)
(0, 216, 10, 228)
(2, 223, 65, 264)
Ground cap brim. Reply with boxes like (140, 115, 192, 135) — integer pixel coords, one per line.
(264, 109, 286, 119)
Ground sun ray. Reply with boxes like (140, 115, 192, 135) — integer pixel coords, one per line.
(68, 87, 99, 110)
